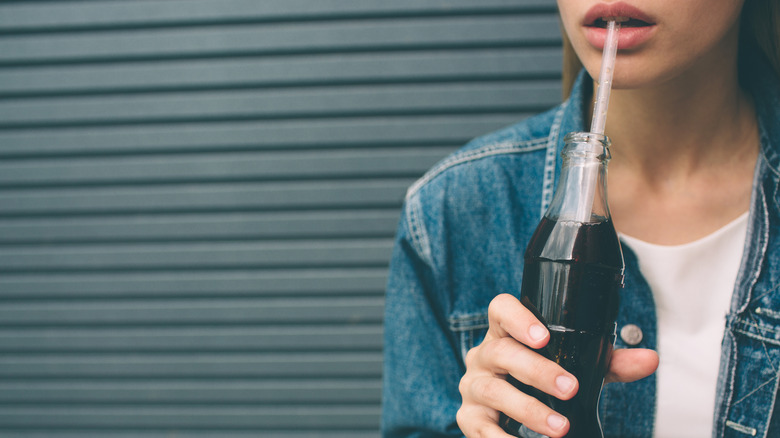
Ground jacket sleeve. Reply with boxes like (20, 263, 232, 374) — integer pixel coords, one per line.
(381, 199, 465, 438)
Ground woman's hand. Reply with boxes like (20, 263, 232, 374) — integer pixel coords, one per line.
(456, 293, 659, 438)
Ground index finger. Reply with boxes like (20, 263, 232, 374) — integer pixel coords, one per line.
(487, 293, 549, 350)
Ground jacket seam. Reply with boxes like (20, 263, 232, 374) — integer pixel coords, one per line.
(718, 150, 775, 437)
(405, 137, 549, 201)
(755, 306, 780, 320)
(402, 137, 551, 266)
(759, 130, 780, 180)
(750, 281, 780, 306)
(405, 194, 433, 267)
(448, 312, 489, 332)
(745, 160, 773, 311)
(540, 100, 568, 217)
(731, 374, 776, 407)
(733, 327, 780, 346)
(761, 357, 780, 438)
(738, 319, 780, 335)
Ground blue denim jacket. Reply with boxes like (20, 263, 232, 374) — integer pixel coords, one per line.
(382, 56, 780, 438)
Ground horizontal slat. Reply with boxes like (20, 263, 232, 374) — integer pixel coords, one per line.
(0, 268, 388, 299)
(0, 325, 383, 352)
(0, 113, 528, 157)
(0, 379, 381, 404)
(0, 352, 383, 378)
(0, 147, 454, 187)
(0, 405, 381, 429)
(0, 433, 378, 438)
(0, 239, 394, 272)
(0, 81, 558, 128)
(0, 113, 529, 158)
(1, 15, 560, 64)
(0, 297, 384, 326)
(0, 0, 554, 31)
(0, 210, 401, 243)
(0, 48, 561, 97)
(0, 179, 412, 215)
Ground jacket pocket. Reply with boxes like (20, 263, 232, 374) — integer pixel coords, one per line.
(723, 306, 780, 437)
(449, 312, 489, 361)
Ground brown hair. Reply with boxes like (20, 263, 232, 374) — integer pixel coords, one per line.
(560, 24, 583, 100)
(560, 2, 780, 99)
(743, 0, 780, 77)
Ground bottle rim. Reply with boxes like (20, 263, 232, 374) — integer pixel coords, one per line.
(563, 131, 611, 160)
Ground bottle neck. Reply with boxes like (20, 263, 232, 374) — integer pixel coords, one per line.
(546, 132, 611, 223)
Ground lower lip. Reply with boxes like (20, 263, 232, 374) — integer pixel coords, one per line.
(584, 25, 655, 50)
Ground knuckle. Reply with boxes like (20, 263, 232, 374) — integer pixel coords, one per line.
(472, 425, 489, 438)
(475, 376, 505, 406)
(477, 342, 499, 365)
(488, 293, 513, 320)
(527, 353, 553, 378)
(455, 406, 469, 431)
(458, 373, 471, 398)
(464, 344, 479, 367)
(486, 335, 519, 360)
(518, 354, 564, 395)
(516, 396, 547, 424)
(456, 405, 491, 438)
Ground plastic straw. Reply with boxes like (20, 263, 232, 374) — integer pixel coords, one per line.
(590, 20, 621, 135)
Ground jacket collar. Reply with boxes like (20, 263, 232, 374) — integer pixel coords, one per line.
(746, 53, 780, 178)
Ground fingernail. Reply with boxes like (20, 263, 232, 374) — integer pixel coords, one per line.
(555, 375, 576, 394)
(528, 324, 548, 342)
(547, 413, 567, 431)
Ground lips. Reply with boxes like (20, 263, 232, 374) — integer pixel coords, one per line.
(583, 2, 656, 50)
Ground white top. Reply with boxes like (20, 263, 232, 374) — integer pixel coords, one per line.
(619, 212, 749, 438)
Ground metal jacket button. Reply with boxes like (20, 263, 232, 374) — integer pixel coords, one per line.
(620, 324, 643, 346)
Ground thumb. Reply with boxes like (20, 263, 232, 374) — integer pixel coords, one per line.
(605, 348, 659, 384)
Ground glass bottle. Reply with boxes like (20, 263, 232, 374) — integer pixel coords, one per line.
(499, 132, 624, 437)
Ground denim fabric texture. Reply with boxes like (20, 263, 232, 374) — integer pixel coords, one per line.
(382, 54, 780, 438)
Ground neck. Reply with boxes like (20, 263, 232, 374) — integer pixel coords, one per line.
(595, 38, 761, 244)
(596, 35, 758, 182)
(607, 83, 755, 179)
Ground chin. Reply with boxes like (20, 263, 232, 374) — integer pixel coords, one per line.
(584, 57, 669, 91)
(609, 70, 654, 90)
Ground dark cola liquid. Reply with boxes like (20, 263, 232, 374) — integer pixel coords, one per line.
(500, 217, 623, 438)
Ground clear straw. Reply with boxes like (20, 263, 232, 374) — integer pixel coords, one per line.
(572, 20, 620, 222)
(590, 20, 621, 135)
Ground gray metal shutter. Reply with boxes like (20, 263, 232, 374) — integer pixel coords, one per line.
(0, 1, 561, 436)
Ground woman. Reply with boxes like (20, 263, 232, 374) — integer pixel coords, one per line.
(383, 0, 780, 437)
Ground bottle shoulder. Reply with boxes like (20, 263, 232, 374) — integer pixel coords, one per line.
(526, 217, 623, 269)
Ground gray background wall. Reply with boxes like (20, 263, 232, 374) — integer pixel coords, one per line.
(0, 0, 562, 436)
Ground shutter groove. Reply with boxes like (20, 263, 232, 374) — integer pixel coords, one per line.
(0, 0, 561, 436)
